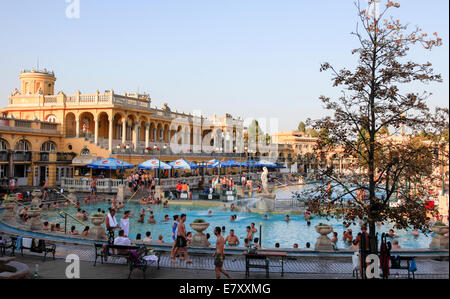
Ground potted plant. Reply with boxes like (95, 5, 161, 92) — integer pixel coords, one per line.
(89, 213, 107, 240)
(91, 213, 105, 225)
(27, 206, 42, 231)
(314, 223, 334, 250)
(190, 219, 210, 247)
(1, 196, 17, 220)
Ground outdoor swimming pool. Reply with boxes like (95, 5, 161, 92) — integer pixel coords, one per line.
(39, 198, 432, 249)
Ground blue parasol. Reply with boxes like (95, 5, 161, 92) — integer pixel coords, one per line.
(169, 159, 198, 170)
(87, 157, 134, 170)
(138, 158, 172, 170)
(221, 159, 244, 168)
(205, 159, 223, 168)
(242, 160, 257, 167)
(255, 159, 278, 168)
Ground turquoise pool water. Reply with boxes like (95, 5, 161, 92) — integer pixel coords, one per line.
(39, 199, 432, 249)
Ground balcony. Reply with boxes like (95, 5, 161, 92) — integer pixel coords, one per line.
(40, 152, 50, 162)
(13, 151, 32, 162)
(57, 152, 76, 162)
(0, 151, 9, 162)
(0, 117, 61, 135)
(38, 152, 76, 163)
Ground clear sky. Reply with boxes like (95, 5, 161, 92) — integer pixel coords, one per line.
(0, 0, 448, 131)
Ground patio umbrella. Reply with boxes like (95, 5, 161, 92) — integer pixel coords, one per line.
(138, 158, 172, 170)
(205, 159, 223, 168)
(169, 159, 198, 170)
(255, 159, 278, 168)
(242, 160, 257, 167)
(221, 159, 244, 168)
(86, 157, 134, 170)
(274, 163, 287, 169)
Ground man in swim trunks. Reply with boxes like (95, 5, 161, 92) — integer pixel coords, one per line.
(225, 229, 239, 246)
(176, 214, 192, 263)
(246, 226, 253, 242)
(213, 226, 232, 279)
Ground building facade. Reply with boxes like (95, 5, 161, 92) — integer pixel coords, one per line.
(1, 68, 245, 187)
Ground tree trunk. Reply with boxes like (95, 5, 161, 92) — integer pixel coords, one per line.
(368, 218, 377, 254)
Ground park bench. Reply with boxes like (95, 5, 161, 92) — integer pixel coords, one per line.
(94, 243, 139, 266)
(244, 251, 286, 278)
(16, 237, 56, 261)
(93, 243, 162, 268)
(0, 235, 17, 257)
(390, 255, 416, 279)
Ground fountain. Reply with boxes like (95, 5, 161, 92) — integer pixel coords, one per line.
(252, 167, 277, 213)
(31, 190, 42, 207)
(27, 191, 43, 231)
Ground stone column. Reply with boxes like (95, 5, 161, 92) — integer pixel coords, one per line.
(145, 124, 150, 150)
(122, 119, 127, 144)
(75, 118, 80, 138)
(108, 118, 113, 151)
(94, 118, 99, 145)
(48, 153, 57, 187)
(132, 122, 139, 151)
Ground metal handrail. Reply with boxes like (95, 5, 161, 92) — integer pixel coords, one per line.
(51, 188, 77, 206)
(58, 210, 86, 227)
(127, 186, 142, 204)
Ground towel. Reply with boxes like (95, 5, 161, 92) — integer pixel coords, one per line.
(16, 237, 22, 251)
(143, 255, 158, 262)
(22, 237, 32, 249)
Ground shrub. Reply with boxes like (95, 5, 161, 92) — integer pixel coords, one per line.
(193, 218, 206, 224)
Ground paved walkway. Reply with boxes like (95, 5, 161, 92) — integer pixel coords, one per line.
(9, 255, 449, 279)
(4, 244, 448, 279)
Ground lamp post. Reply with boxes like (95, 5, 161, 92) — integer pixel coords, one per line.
(154, 144, 167, 186)
(117, 144, 129, 183)
(259, 222, 262, 246)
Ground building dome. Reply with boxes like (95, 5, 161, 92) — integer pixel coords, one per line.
(18, 68, 56, 95)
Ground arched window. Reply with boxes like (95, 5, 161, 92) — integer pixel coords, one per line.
(80, 148, 90, 156)
(0, 139, 9, 151)
(46, 115, 57, 123)
(41, 141, 56, 152)
(15, 140, 31, 151)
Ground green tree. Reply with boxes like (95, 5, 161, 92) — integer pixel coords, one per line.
(307, 0, 448, 254)
(298, 121, 306, 132)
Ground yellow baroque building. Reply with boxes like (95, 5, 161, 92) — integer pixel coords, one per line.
(1, 68, 245, 187)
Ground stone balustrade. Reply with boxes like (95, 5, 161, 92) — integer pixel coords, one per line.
(61, 173, 259, 194)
